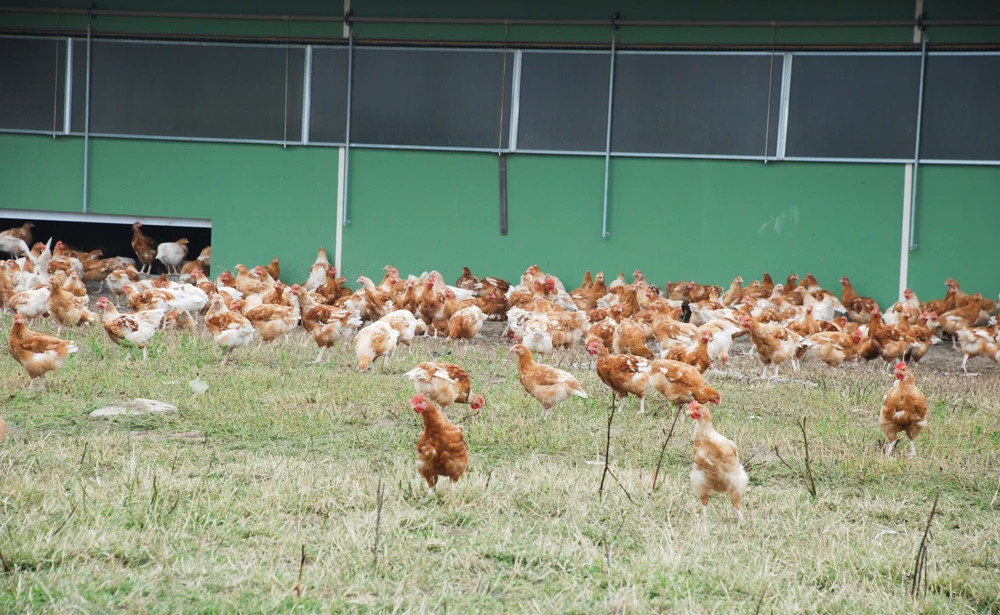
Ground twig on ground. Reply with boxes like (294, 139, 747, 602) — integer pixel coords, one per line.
(456, 409, 480, 424)
(373, 459, 386, 568)
(79, 441, 88, 466)
(773, 416, 818, 499)
(604, 467, 634, 504)
(990, 475, 999, 508)
(652, 405, 684, 491)
(599, 391, 617, 500)
(911, 492, 940, 600)
(798, 417, 817, 499)
(753, 590, 767, 615)
(50, 502, 78, 538)
(293, 544, 306, 600)
(0, 548, 10, 574)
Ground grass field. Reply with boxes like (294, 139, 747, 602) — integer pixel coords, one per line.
(1, 319, 999, 614)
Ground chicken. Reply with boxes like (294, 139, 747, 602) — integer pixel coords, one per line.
(130, 222, 157, 274)
(474, 288, 508, 321)
(163, 308, 197, 332)
(304, 248, 331, 292)
(411, 393, 469, 493)
(571, 272, 608, 311)
(569, 270, 593, 297)
(155, 238, 190, 275)
(740, 314, 804, 378)
(7, 313, 78, 391)
(880, 362, 928, 458)
(318, 268, 350, 303)
(379, 309, 421, 350)
(123, 284, 174, 312)
(802, 329, 863, 367)
(867, 307, 920, 365)
(255, 257, 280, 281)
(1, 222, 33, 248)
(940, 294, 986, 343)
(106, 266, 141, 306)
(900, 311, 940, 364)
(404, 362, 485, 411)
(662, 330, 712, 374)
(840, 276, 879, 324)
(234, 264, 270, 296)
(721, 276, 743, 307)
(204, 294, 256, 365)
(688, 401, 748, 523)
(448, 305, 486, 340)
(612, 317, 654, 359)
(96, 297, 163, 360)
(47, 278, 94, 333)
(585, 318, 617, 352)
(699, 319, 742, 367)
(293, 285, 362, 362)
(243, 303, 299, 343)
(587, 339, 651, 413)
(354, 321, 399, 372)
(455, 266, 479, 291)
(648, 359, 721, 407)
(510, 344, 587, 417)
(955, 326, 998, 374)
(885, 288, 921, 326)
(9, 286, 50, 321)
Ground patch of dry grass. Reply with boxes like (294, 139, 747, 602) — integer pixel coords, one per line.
(0, 320, 998, 613)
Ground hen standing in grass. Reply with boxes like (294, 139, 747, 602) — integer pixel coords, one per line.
(404, 362, 485, 412)
(688, 401, 748, 523)
(411, 394, 469, 493)
(7, 313, 79, 391)
(880, 361, 928, 458)
(510, 344, 587, 417)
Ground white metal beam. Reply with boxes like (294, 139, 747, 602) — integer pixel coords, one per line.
(0, 209, 211, 228)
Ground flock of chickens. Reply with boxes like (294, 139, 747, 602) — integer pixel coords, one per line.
(1, 219, 997, 520)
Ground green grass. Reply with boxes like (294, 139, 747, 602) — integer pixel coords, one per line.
(1, 321, 999, 613)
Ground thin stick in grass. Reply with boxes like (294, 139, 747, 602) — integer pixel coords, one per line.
(599, 391, 616, 500)
(798, 416, 817, 499)
(910, 492, 940, 600)
(293, 544, 306, 600)
(773, 416, 818, 499)
(652, 405, 684, 491)
(373, 459, 386, 568)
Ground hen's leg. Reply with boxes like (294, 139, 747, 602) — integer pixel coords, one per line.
(314, 347, 326, 364)
(884, 437, 898, 458)
(639, 396, 646, 415)
(730, 491, 744, 524)
(908, 439, 917, 458)
(961, 354, 969, 373)
(142, 346, 148, 361)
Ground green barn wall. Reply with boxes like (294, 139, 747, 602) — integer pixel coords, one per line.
(907, 165, 1000, 302)
(344, 150, 905, 306)
(0, 135, 83, 212)
(84, 139, 339, 283)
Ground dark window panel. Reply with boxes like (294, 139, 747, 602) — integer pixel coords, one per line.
(71, 41, 304, 142)
(0, 37, 66, 132)
(517, 52, 610, 153)
(786, 54, 920, 160)
(920, 54, 1000, 162)
(611, 53, 782, 157)
(350, 48, 512, 149)
(309, 47, 349, 144)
